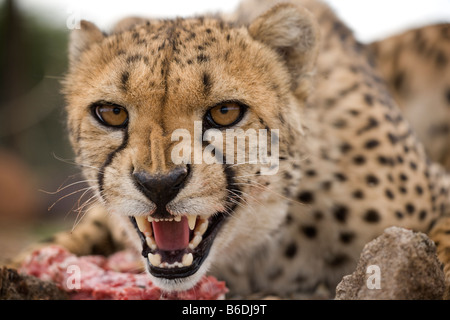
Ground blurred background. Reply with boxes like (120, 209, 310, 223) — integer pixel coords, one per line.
(0, 0, 449, 263)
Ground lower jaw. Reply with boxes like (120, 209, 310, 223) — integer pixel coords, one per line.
(146, 242, 210, 280)
(146, 264, 208, 292)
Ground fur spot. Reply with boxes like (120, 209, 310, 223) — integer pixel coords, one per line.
(197, 53, 209, 63)
(415, 185, 424, 195)
(284, 242, 298, 259)
(387, 132, 398, 145)
(297, 191, 314, 204)
(366, 174, 379, 186)
(435, 51, 447, 67)
(339, 232, 355, 244)
(399, 186, 407, 194)
(340, 142, 353, 153)
(357, 117, 379, 135)
(352, 190, 364, 199)
(332, 119, 347, 129)
(313, 210, 324, 221)
(93, 220, 105, 229)
(202, 72, 212, 95)
(325, 253, 349, 267)
(353, 155, 366, 165)
(321, 181, 332, 191)
(284, 172, 293, 180)
(446, 88, 450, 105)
(385, 188, 395, 200)
(120, 71, 130, 91)
(364, 139, 380, 149)
(364, 93, 374, 106)
(334, 173, 347, 182)
(126, 54, 142, 64)
(364, 209, 381, 223)
(300, 225, 317, 239)
(419, 210, 427, 220)
(378, 155, 395, 166)
(333, 205, 349, 223)
(393, 71, 404, 91)
(405, 203, 415, 215)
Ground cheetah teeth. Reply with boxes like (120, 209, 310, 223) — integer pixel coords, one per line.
(135, 215, 209, 269)
(148, 252, 161, 266)
(146, 215, 182, 222)
(187, 215, 196, 230)
(146, 214, 195, 229)
(147, 252, 194, 268)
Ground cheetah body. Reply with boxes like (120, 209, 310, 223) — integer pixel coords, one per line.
(29, 0, 450, 298)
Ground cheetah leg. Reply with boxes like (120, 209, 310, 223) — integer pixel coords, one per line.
(429, 217, 450, 299)
(7, 205, 121, 268)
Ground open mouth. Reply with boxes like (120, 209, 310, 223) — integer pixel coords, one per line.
(129, 212, 225, 279)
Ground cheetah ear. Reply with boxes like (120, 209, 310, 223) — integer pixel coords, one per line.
(111, 17, 149, 33)
(68, 20, 105, 69)
(248, 4, 320, 98)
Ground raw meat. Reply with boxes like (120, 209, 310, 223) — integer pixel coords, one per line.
(19, 245, 227, 300)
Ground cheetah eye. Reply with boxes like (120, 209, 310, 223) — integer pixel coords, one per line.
(206, 102, 246, 128)
(92, 104, 129, 128)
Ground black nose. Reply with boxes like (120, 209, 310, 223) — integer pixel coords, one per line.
(133, 166, 189, 218)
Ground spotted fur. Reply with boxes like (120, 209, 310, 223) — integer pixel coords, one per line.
(370, 24, 450, 169)
(15, 0, 450, 298)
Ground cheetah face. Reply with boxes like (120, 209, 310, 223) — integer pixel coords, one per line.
(64, 4, 319, 291)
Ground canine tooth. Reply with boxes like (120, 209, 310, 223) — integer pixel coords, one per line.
(147, 216, 154, 222)
(189, 235, 202, 249)
(135, 216, 151, 234)
(145, 236, 157, 250)
(196, 219, 208, 236)
(182, 253, 193, 266)
(143, 230, 152, 238)
(174, 216, 181, 222)
(147, 253, 161, 266)
(187, 215, 197, 230)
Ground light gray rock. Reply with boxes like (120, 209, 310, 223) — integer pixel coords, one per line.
(335, 226, 445, 300)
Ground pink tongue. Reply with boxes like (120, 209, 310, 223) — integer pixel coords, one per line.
(152, 216, 189, 251)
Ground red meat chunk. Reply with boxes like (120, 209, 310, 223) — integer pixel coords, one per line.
(19, 245, 227, 300)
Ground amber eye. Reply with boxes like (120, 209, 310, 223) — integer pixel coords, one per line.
(206, 102, 245, 127)
(93, 104, 128, 128)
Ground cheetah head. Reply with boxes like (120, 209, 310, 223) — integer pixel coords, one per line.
(63, 4, 319, 291)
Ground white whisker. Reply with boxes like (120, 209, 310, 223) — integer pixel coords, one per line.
(47, 186, 95, 211)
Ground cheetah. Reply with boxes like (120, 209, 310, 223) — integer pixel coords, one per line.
(14, 0, 450, 299)
(369, 24, 450, 169)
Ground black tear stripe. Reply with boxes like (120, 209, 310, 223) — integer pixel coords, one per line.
(97, 130, 130, 201)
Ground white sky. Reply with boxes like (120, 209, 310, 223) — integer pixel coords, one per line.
(12, 0, 450, 43)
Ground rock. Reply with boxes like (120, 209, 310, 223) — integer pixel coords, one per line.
(0, 267, 67, 300)
(335, 226, 445, 300)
